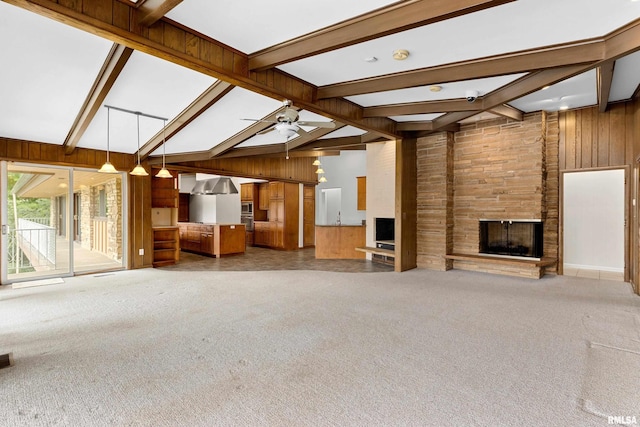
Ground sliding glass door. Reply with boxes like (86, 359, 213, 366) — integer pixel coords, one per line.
(1, 161, 126, 285)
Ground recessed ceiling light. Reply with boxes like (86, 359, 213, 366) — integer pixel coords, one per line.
(542, 86, 551, 90)
(429, 85, 442, 92)
(363, 57, 378, 63)
(392, 49, 410, 61)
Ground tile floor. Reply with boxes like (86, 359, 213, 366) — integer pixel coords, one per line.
(562, 265, 624, 282)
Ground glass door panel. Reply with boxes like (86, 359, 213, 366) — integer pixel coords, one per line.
(1, 162, 71, 284)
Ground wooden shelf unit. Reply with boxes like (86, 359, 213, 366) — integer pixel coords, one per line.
(152, 227, 180, 267)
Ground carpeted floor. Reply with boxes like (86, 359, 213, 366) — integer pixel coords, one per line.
(1, 268, 639, 426)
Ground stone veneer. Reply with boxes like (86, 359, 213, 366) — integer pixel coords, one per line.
(416, 112, 559, 276)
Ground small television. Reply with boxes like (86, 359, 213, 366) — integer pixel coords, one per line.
(375, 217, 395, 242)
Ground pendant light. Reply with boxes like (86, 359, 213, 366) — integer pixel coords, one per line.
(155, 119, 172, 178)
(130, 113, 149, 176)
(312, 159, 321, 166)
(98, 106, 118, 173)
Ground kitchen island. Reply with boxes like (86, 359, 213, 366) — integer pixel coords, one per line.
(315, 224, 366, 259)
(178, 222, 246, 258)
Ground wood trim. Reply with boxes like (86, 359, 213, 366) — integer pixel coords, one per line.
(248, 0, 514, 70)
(395, 137, 417, 272)
(137, 0, 182, 26)
(489, 104, 524, 121)
(139, 81, 234, 159)
(64, 43, 133, 154)
(318, 40, 604, 99)
(364, 99, 480, 117)
(597, 61, 615, 113)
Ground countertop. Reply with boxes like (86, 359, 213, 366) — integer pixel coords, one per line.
(315, 224, 365, 227)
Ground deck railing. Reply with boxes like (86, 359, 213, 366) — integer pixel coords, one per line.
(9, 218, 56, 272)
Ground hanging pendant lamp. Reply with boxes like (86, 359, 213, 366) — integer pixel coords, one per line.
(99, 106, 118, 173)
(130, 113, 149, 176)
(155, 119, 172, 178)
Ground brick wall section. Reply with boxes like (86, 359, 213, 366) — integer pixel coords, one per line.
(416, 131, 453, 270)
(416, 112, 560, 275)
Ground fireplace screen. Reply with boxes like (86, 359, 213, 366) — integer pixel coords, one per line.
(479, 220, 543, 258)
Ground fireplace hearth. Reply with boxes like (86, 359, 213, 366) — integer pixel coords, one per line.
(479, 220, 543, 259)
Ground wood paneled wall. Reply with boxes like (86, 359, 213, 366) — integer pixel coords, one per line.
(177, 156, 318, 184)
(559, 103, 639, 170)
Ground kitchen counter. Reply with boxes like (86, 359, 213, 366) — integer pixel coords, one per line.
(315, 224, 366, 259)
(177, 222, 246, 257)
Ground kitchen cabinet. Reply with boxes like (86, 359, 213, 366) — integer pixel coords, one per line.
(178, 222, 246, 257)
(254, 221, 271, 247)
(258, 183, 269, 210)
(356, 176, 366, 211)
(267, 181, 299, 250)
(240, 183, 254, 202)
(151, 169, 178, 208)
(178, 193, 190, 222)
(152, 227, 179, 267)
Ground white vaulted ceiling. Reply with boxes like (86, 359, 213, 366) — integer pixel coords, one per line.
(1, 0, 640, 163)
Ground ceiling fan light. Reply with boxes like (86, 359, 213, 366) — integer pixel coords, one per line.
(155, 167, 173, 179)
(130, 164, 149, 176)
(98, 161, 118, 174)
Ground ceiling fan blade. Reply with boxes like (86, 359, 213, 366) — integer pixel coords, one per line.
(241, 118, 277, 124)
(297, 121, 336, 129)
(256, 127, 275, 135)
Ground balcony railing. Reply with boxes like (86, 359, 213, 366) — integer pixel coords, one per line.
(8, 218, 56, 273)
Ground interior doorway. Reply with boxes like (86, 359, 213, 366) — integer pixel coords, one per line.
(562, 168, 626, 281)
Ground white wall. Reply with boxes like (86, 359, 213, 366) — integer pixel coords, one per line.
(563, 169, 625, 272)
(366, 141, 396, 249)
(181, 173, 241, 224)
(315, 151, 366, 225)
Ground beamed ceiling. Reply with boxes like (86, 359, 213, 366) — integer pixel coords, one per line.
(2, 0, 640, 170)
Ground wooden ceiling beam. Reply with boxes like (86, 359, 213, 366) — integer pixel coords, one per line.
(6, 0, 398, 139)
(299, 136, 366, 150)
(597, 61, 615, 113)
(148, 151, 210, 165)
(139, 81, 234, 159)
(318, 40, 604, 99)
(489, 104, 523, 121)
(63, 43, 133, 154)
(432, 65, 589, 130)
(248, 0, 514, 70)
(363, 99, 480, 117)
(137, 0, 183, 26)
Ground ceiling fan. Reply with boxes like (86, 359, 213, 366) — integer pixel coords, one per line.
(243, 100, 336, 139)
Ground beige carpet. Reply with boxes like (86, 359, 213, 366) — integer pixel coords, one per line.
(1, 268, 639, 426)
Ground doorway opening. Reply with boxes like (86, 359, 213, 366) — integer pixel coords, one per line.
(562, 168, 626, 281)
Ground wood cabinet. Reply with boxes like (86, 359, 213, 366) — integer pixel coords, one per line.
(356, 176, 366, 211)
(240, 183, 254, 202)
(303, 185, 315, 247)
(152, 227, 179, 267)
(178, 193, 190, 222)
(268, 181, 299, 250)
(258, 183, 269, 210)
(254, 221, 271, 247)
(151, 170, 178, 208)
(178, 222, 246, 257)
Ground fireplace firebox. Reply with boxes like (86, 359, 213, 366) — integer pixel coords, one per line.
(479, 220, 543, 259)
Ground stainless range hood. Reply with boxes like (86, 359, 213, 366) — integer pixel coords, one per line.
(190, 177, 238, 195)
